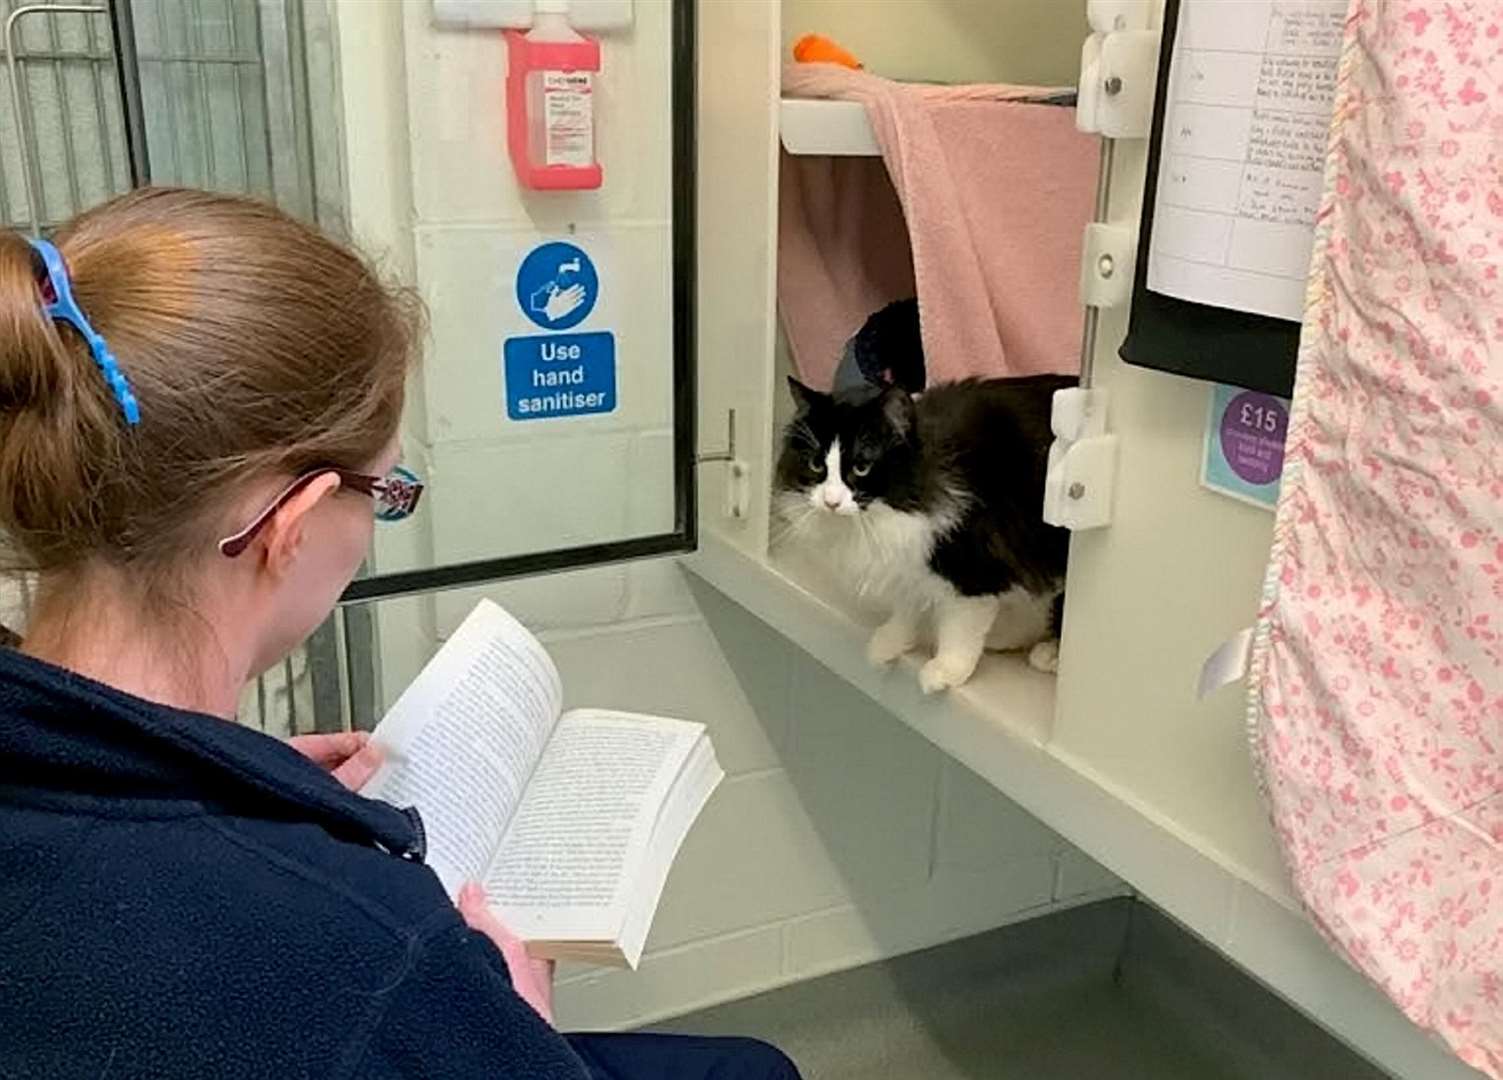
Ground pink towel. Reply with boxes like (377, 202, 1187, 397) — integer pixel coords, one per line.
(779, 64, 1098, 389)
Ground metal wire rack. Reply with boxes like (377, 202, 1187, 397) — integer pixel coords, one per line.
(0, 0, 356, 735)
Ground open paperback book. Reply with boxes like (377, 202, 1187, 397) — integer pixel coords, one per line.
(361, 599, 722, 968)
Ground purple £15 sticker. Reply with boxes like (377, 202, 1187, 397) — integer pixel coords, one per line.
(1219, 391, 1288, 486)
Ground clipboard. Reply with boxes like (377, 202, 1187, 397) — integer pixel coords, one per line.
(1119, 0, 1343, 398)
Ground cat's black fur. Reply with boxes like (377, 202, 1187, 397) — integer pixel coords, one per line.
(777, 374, 1074, 601)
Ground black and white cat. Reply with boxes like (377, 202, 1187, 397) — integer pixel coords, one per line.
(774, 375, 1073, 692)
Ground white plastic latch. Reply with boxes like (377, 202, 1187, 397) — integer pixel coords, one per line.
(1076, 29, 1159, 138)
(697, 410, 749, 520)
(1079, 222, 1134, 309)
(723, 461, 751, 521)
(1042, 387, 1118, 531)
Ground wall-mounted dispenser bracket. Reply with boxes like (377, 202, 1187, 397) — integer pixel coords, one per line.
(432, 0, 633, 31)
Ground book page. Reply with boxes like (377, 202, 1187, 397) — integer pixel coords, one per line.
(483, 710, 703, 942)
(362, 601, 563, 896)
(613, 739, 723, 967)
(530, 742, 723, 969)
(1147, 0, 1345, 321)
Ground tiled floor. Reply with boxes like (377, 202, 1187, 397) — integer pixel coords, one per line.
(655, 899, 1392, 1080)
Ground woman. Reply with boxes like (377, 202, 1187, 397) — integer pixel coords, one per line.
(0, 189, 798, 1079)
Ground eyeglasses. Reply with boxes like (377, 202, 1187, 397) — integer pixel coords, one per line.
(218, 465, 425, 558)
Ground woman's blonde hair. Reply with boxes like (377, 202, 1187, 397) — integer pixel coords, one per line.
(0, 187, 422, 583)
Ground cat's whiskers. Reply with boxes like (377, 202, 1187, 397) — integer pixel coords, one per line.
(776, 335, 1070, 686)
(854, 511, 890, 598)
(769, 491, 821, 549)
(770, 511, 813, 548)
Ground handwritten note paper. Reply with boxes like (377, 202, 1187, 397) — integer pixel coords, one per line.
(1147, 0, 1346, 321)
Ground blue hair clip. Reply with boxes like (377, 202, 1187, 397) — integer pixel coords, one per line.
(26, 238, 140, 426)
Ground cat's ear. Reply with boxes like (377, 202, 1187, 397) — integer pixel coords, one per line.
(787, 377, 826, 415)
(880, 386, 917, 440)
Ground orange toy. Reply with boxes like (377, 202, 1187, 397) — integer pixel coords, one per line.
(792, 33, 862, 70)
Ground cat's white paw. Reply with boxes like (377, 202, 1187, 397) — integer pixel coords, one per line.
(919, 655, 978, 694)
(867, 620, 918, 667)
(1027, 639, 1060, 674)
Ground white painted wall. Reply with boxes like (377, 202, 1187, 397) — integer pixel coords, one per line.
(331, 0, 1123, 1028)
(1054, 126, 1291, 917)
(530, 565, 1122, 1028)
(397, 0, 675, 570)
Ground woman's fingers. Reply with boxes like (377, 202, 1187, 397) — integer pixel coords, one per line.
(287, 731, 367, 767)
(459, 885, 523, 952)
(330, 741, 383, 791)
(287, 732, 382, 791)
(458, 883, 555, 1026)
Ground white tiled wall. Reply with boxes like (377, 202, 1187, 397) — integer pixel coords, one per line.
(335, 1, 1125, 1029)
(426, 436, 636, 564)
(414, 225, 675, 446)
(367, 547, 1126, 1028)
(531, 567, 1123, 1029)
(357, 1, 680, 590)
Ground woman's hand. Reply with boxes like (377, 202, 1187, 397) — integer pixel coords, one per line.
(287, 731, 383, 792)
(458, 883, 556, 1026)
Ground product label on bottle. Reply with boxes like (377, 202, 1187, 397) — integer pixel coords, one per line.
(542, 71, 594, 168)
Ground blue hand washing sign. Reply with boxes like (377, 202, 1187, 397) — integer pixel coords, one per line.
(505, 332, 615, 421)
(515, 241, 599, 331)
(505, 239, 615, 421)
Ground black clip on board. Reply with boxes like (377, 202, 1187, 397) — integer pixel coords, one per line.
(1119, 0, 1300, 399)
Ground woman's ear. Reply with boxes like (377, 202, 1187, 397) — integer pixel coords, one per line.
(787, 376, 827, 416)
(259, 473, 342, 577)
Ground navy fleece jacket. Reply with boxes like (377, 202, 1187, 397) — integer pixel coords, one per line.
(0, 647, 590, 1079)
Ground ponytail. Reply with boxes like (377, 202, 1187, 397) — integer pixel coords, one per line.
(0, 231, 120, 572)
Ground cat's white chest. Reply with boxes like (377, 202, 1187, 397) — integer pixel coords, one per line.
(789, 498, 955, 608)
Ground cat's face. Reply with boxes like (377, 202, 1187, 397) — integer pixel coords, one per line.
(775, 379, 918, 516)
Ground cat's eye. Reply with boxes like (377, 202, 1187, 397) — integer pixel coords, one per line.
(807, 457, 826, 476)
(852, 463, 872, 478)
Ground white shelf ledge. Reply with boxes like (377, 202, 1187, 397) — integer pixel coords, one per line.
(780, 98, 880, 157)
(682, 534, 1476, 1080)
